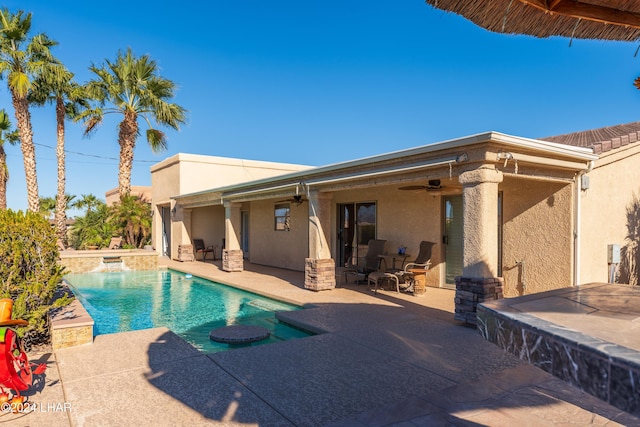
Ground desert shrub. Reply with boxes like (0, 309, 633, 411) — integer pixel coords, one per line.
(0, 210, 71, 346)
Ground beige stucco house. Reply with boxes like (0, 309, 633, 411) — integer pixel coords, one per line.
(150, 153, 313, 260)
(150, 122, 640, 323)
(105, 186, 152, 206)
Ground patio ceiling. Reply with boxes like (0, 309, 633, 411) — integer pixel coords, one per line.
(425, 0, 640, 41)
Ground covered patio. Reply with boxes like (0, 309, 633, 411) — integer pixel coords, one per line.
(159, 132, 598, 325)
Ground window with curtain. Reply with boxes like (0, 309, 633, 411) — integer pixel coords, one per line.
(274, 203, 291, 231)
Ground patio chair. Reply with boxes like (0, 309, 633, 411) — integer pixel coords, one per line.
(108, 236, 123, 250)
(399, 241, 435, 292)
(193, 239, 216, 261)
(343, 239, 386, 284)
(403, 241, 435, 272)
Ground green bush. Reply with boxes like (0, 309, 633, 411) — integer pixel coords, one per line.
(0, 210, 71, 346)
(69, 203, 114, 249)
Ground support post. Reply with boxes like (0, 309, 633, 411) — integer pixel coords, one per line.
(305, 190, 335, 290)
(455, 166, 504, 325)
(223, 202, 243, 272)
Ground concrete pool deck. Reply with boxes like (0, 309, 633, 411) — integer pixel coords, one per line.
(8, 258, 640, 426)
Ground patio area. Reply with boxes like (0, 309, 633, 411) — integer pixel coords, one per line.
(10, 259, 640, 426)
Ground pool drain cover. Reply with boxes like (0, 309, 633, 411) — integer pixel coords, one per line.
(209, 325, 270, 344)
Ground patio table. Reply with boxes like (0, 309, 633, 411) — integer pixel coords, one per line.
(378, 253, 411, 271)
(408, 268, 428, 296)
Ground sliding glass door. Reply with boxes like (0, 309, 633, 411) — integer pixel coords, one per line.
(443, 196, 463, 288)
(337, 202, 376, 267)
(443, 193, 503, 287)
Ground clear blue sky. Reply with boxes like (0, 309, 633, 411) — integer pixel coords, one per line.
(4, 1, 640, 215)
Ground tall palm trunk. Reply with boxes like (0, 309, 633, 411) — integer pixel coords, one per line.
(11, 92, 39, 212)
(117, 109, 137, 199)
(55, 96, 67, 242)
(0, 146, 7, 210)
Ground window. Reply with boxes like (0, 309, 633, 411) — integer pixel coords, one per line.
(275, 203, 291, 231)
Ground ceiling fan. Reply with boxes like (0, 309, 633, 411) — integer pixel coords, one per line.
(276, 194, 306, 206)
(399, 179, 444, 192)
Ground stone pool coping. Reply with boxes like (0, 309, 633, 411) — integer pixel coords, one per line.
(50, 287, 94, 349)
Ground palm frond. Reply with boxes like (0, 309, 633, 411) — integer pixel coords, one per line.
(146, 128, 167, 152)
(82, 114, 103, 136)
(0, 109, 10, 131)
(5, 130, 18, 145)
(8, 70, 30, 97)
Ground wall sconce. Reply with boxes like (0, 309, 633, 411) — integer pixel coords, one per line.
(456, 153, 469, 163)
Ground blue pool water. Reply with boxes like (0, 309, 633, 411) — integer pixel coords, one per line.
(63, 270, 312, 353)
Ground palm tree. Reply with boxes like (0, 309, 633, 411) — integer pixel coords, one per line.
(0, 110, 19, 209)
(0, 9, 58, 212)
(72, 193, 102, 215)
(109, 195, 151, 248)
(78, 48, 186, 199)
(29, 63, 88, 242)
(38, 195, 56, 220)
(69, 201, 112, 249)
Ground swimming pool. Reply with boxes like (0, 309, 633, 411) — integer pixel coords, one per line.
(63, 269, 312, 353)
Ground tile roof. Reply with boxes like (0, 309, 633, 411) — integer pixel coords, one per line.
(540, 121, 640, 154)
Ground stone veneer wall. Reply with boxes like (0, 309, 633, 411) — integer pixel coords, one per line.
(223, 249, 244, 272)
(50, 299, 94, 349)
(59, 250, 158, 273)
(477, 294, 640, 415)
(304, 258, 336, 291)
(455, 276, 504, 325)
(52, 324, 93, 350)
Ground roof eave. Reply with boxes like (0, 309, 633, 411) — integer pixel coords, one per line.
(171, 131, 598, 202)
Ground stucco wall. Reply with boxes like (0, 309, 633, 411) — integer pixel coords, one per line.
(151, 154, 312, 204)
(579, 146, 640, 284)
(191, 206, 226, 258)
(500, 177, 573, 297)
(150, 154, 312, 260)
(332, 185, 443, 287)
(249, 200, 309, 271)
(246, 186, 445, 283)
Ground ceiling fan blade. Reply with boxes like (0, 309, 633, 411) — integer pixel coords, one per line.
(399, 186, 428, 191)
(276, 197, 307, 204)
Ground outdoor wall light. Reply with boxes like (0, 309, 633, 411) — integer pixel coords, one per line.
(497, 152, 518, 174)
(456, 153, 469, 163)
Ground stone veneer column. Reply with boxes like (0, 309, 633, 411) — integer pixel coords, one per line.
(305, 190, 336, 290)
(455, 166, 503, 325)
(223, 202, 243, 272)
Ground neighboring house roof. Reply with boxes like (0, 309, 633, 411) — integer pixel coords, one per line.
(541, 121, 640, 154)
